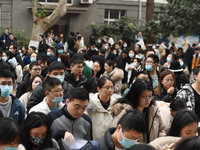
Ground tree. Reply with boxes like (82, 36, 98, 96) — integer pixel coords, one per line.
(31, 0, 67, 41)
(146, 0, 154, 44)
(148, 0, 200, 38)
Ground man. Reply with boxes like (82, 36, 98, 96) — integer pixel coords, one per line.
(9, 44, 23, 67)
(68, 31, 76, 51)
(0, 69, 25, 125)
(16, 62, 42, 98)
(7, 33, 18, 48)
(47, 47, 56, 63)
(145, 54, 160, 89)
(65, 56, 87, 88)
(0, 28, 10, 50)
(37, 52, 48, 78)
(27, 61, 73, 112)
(81, 110, 146, 150)
(185, 43, 196, 73)
(176, 67, 200, 119)
(114, 43, 122, 56)
(38, 35, 47, 53)
(104, 42, 115, 61)
(87, 43, 98, 59)
(23, 46, 36, 66)
(48, 87, 92, 143)
(29, 77, 64, 114)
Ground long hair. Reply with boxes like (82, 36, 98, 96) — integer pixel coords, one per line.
(21, 112, 53, 150)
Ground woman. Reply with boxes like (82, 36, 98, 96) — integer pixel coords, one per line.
(103, 60, 124, 95)
(168, 109, 199, 137)
(20, 112, 59, 150)
(0, 117, 21, 149)
(175, 136, 200, 150)
(20, 74, 44, 111)
(154, 69, 177, 102)
(112, 79, 167, 143)
(163, 53, 176, 68)
(86, 76, 117, 140)
(92, 61, 102, 79)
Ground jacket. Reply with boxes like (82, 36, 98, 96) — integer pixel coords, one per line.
(27, 80, 73, 112)
(83, 62, 93, 79)
(176, 84, 195, 111)
(19, 91, 32, 111)
(80, 128, 117, 150)
(0, 32, 10, 49)
(191, 54, 200, 70)
(86, 93, 117, 140)
(23, 55, 30, 66)
(103, 67, 124, 95)
(48, 105, 92, 141)
(29, 98, 64, 115)
(9, 95, 26, 125)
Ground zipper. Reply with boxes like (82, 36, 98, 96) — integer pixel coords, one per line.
(71, 120, 74, 134)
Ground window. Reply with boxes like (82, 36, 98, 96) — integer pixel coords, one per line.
(104, 9, 126, 24)
(38, 0, 73, 5)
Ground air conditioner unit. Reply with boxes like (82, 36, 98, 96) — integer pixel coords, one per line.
(80, 0, 93, 4)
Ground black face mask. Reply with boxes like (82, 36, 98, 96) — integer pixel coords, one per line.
(30, 136, 45, 147)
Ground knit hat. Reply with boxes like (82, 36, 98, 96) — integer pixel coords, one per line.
(169, 60, 183, 72)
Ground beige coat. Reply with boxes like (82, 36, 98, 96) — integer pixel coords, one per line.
(103, 67, 124, 95)
(85, 93, 117, 140)
(112, 101, 168, 143)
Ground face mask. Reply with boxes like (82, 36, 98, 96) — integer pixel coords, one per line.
(47, 52, 51, 56)
(0, 85, 13, 98)
(30, 136, 45, 147)
(117, 128, 137, 149)
(98, 40, 101, 43)
(133, 62, 137, 68)
(145, 64, 153, 71)
(91, 48, 95, 51)
(49, 92, 63, 104)
(113, 52, 117, 55)
(2, 56, 7, 62)
(104, 46, 108, 50)
(124, 44, 127, 48)
(4, 147, 18, 150)
(9, 49, 13, 53)
(152, 46, 156, 49)
(180, 61, 184, 67)
(129, 53, 134, 58)
(30, 57, 36, 62)
(140, 55, 144, 59)
(57, 58, 61, 62)
(53, 75, 64, 83)
(166, 57, 171, 62)
(20, 53, 23, 57)
(58, 49, 64, 54)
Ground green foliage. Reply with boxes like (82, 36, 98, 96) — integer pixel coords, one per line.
(88, 18, 147, 46)
(0, 27, 30, 49)
(148, 0, 200, 37)
(36, 7, 49, 19)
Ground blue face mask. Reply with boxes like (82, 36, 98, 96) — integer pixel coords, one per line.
(9, 49, 13, 53)
(117, 128, 137, 149)
(2, 56, 7, 62)
(49, 92, 63, 104)
(104, 46, 108, 50)
(4, 147, 18, 150)
(145, 64, 153, 71)
(57, 58, 61, 62)
(133, 62, 137, 68)
(58, 49, 64, 54)
(30, 57, 36, 62)
(0, 85, 13, 98)
(129, 53, 134, 58)
(20, 53, 23, 57)
(47, 52, 51, 56)
(166, 57, 171, 62)
(180, 61, 184, 67)
(124, 44, 127, 48)
(98, 40, 101, 43)
(113, 52, 117, 55)
(140, 55, 144, 59)
(53, 75, 64, 83)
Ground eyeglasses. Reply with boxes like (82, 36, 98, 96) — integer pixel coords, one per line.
(50, 89, 64, 94)
(32, 68, 41, 72)
(141, 96, 154, 101)
(102, 86, 114, 90)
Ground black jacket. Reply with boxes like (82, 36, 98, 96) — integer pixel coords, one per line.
(27, 80, 73, 112)
(81, 128, 116, 150)
(38, 40, 47, 53)
(154, 87, 177, 103)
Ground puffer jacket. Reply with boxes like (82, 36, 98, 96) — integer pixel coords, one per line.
(103, 67, 124, 95)
(85, 93, 117, 140)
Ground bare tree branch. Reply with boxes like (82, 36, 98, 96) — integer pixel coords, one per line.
(32, 0, 38, 22)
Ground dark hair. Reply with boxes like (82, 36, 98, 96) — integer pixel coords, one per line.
(0, 69, 15, 82)
(105, 60, 115, 70)
(168, 109, 199, 137)
(70, 31, 75, 36)
(70, 55, 83, 66)
(68, 87, 89, 102)
(43, 77, 62, 92)
(60, 53, 70, 68)
(29, 61, 41, 70)
(10, 44, 17, 50)
(27, 74, 44, 92)
(84, 77, 98, 93)
(146, 49, 155, 55)
(136, 44, 141, 49)
(0, 117, 21, 145)
(175, 136, 200, 150)
(129, 144, 156, 150)
(118, 109, 147, 133)
(21, 112, 53, 149)
(37, 52, 48, 62)
(30, 46, 36, 51)
(134, 57, 141, 64)
(125, 79, 153, 108)
(147, 54, 159, 64)
(136, 71, 148, 79)
(48, 47, 55, 52)
(6, 50, 14, 59)
(0, 47, 3, 57)
(193, 66, 200, 76)
(48, 61, 65, 73)
(170, 98, 186, 111)
(97, 76, 114, 89)
(100, 48, 106, 54)
(156, 69, 176, 96)
(192, 43, 197, 47)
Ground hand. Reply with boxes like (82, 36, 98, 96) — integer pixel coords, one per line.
(167, 87, 174, 95)
(64, 132, 75, 147)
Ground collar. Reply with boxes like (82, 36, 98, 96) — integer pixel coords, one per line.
(62, 105, 76, 120)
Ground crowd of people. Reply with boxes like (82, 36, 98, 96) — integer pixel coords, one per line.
(0, 27, 200, 150)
